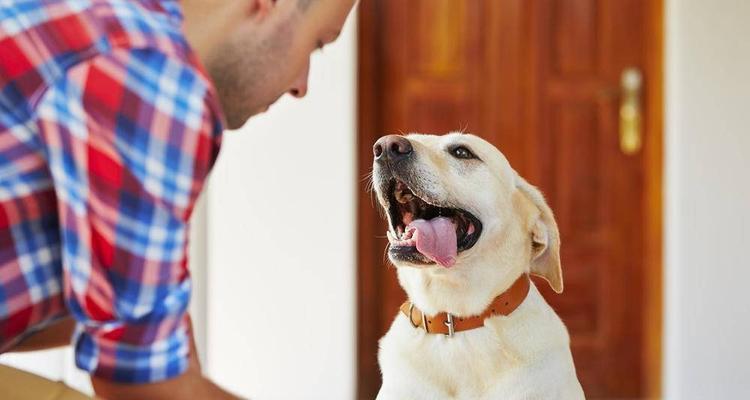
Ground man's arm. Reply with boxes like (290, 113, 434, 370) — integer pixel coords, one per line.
(35, 46, 226, 391)
(10, 316, 241, 399)
(92, 359, 240, 400)
(9, 317, 76, 352)
(91, 317, 242, 400)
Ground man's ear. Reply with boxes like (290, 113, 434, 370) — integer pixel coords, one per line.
(516, 176, 563, 293)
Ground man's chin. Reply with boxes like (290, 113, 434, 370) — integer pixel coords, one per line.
(246, 103, 272, 118)
(224, 108, 265, 130)
(223, 117, 246, 131)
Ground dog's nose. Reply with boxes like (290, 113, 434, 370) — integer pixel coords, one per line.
(373, 135, 413, 162)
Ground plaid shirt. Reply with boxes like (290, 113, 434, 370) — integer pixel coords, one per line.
(0, 0, 223, 383)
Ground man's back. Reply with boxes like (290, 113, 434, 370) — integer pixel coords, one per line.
(0, 0, 222, 382)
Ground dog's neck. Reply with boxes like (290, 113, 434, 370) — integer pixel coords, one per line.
(397, 262, 529, 317)
(399, 274, 531, 336)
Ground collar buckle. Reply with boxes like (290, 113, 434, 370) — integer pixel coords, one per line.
(444, 313, 455, 337)
(407, 303, 419, 329)
(407, 303, 433, 334)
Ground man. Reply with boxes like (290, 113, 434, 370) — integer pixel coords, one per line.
(0, 0, 355, 398)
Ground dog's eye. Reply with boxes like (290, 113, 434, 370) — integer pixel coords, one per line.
(450, 146, 477, 160)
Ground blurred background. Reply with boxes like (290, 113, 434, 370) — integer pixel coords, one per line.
(2, 0, 749, 399)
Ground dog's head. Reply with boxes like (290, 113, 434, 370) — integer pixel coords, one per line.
(372, 133, 562, 313)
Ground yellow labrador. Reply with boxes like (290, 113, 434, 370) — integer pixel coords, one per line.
(371, 133, 584, 399)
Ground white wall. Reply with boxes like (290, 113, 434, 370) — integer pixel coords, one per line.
(664, 0, 750, 398)
(203, 13, 357, 400)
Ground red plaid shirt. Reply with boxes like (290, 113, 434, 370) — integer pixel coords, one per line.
(0, 0, 223, 382)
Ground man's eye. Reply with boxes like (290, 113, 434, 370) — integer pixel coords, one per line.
(450, 146, 477, 160)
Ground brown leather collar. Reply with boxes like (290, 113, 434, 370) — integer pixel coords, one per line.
(399, 274, 531, 336)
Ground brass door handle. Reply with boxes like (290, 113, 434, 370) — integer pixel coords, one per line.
(619, 68, 642, 155)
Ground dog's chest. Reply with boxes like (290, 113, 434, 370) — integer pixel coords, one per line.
(379, 316, 519, 397)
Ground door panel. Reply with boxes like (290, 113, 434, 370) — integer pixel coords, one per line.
(357, 1, 661, 398)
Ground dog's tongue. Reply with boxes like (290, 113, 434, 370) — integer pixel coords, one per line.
(406, 217, 457, 267)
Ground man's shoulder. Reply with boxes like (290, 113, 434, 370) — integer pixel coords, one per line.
(86, 0, 193, 60)
(0, 0, 198, 106)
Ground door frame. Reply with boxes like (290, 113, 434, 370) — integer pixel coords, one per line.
(642, 0, 664, 397)
(355, 1, 385, 398)
(355, 1, 664, 398)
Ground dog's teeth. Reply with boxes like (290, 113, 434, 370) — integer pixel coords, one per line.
(396, 191, 414, 204)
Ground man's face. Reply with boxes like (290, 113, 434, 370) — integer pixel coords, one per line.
(206, 0, 355, 129)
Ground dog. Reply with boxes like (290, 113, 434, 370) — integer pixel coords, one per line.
(371, 132, 585, 399)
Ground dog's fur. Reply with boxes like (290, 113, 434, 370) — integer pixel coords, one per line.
(373, 133, 584, 399)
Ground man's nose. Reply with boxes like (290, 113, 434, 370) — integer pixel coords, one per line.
(288, 61, 310, 98)
(373, 135, 413, 162)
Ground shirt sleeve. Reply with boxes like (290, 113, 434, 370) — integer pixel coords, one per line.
(34, 47, 222, 383)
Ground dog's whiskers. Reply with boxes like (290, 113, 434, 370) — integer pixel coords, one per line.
(381, 243, 395, 268)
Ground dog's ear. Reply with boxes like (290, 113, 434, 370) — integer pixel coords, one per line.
(516, 176, 563, 293)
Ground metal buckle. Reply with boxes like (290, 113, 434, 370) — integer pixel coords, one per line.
(444, 313, 455, 337)
(408, 303, 420, 329)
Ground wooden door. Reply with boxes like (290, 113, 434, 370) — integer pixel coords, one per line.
(356, 0, 663, 399)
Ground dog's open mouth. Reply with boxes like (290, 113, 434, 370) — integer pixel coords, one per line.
(384, 180, 482, 267)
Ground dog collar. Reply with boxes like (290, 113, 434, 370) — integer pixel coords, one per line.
(399, 274, 531, 337)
